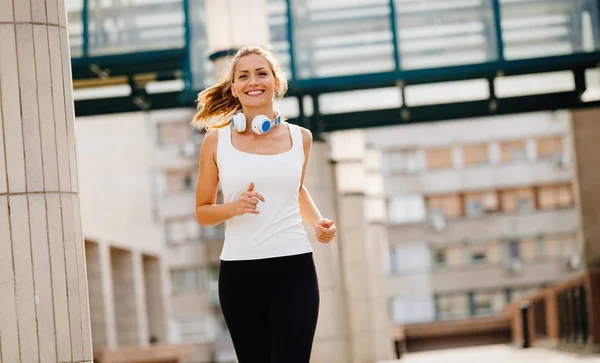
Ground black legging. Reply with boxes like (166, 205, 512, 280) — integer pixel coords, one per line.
(218, 252, 320, 363)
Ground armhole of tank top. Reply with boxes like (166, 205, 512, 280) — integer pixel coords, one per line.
(215, 127, 226, 168)
(291, 124, 306, 162)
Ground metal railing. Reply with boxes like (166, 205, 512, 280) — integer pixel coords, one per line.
(68, 0, 600, 88)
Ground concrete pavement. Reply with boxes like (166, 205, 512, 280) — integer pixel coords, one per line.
(378, 344, 600, 363)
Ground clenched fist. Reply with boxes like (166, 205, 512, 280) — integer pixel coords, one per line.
(232, 182, 265, 216)
(314, 218, 337, 244)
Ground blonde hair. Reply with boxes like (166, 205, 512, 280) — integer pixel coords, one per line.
(191, 45, 288, 130)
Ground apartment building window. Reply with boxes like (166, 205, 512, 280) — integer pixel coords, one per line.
(171, 267, 204, 294)
(165, 169, 197, 194)
(433, 249, 446, 267)
(521, 238, 538, 262)
(425, 147, 453, 170)
(504, 240, 522, 265)
(382, 149, 425, 174)
(390, 243, 431, 274)
(426, 194, 462, 218)
(473, 290, 506, 316)
(544, 233, 577, 259)
(166, 217, 200, 246)
(464, 191, 498, 217)
(536, 135, 564, 160)
(392, 296, 436, 324)
(201, 224, 225, 241)
(157, 121, 194, 145)
(463, 144, 489, 166)
(501, 187, 535, 213)
(500, 140, 528, 163)
(437, 293, 469, 320)
(471, 246, 487, 265)
(537, 184, 574, 210)
(207, 265, 219, 306)
(388, 195, 425, 224)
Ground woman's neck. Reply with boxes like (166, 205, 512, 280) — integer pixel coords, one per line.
(241, 104, 276, 127)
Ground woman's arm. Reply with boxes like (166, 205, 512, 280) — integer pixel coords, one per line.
(298, 128, 321, 226)
(195, 130, 235, 226)
(195, 130, 265, 226)
(298, 127, 337, 243)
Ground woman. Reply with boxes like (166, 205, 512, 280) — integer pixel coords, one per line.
(192, 45, 337, 363)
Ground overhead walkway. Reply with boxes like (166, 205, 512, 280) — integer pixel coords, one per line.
(67, 0, 600, 131)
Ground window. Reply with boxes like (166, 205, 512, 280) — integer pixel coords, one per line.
(537, 184, 574, 210)
(426, 194, 462, 218)
(434, 249, 447, 267)
(388, 195, 425, 224)
(382, 149, 425, 174)
(165, 169, 197, 194)
(507, 240, 521, 262)
(521, 238, 538, 262)
(166, 218, 200, 246)
(501, 188, 535, 213)
(471, 249, 487, 265)
(392, 296, 436, 324)
(437, 294, 469, 320)
(201, 224, 225, 241)
(389, 243, 431, 274)
(207, 265, 220, 306)
(462, 144, 489, 166)
(536, 135, 564, 160)
(465, 191, 498, 216)
(171, 267, 204, 294)
(465, 200, 484, 217)
(425, 147, 454, 170)
(473, 291, 505, 316)
(500, 140, 527, 163)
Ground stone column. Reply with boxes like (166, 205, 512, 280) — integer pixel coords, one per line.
(331, 130, 394, 363)
(570, 108, 600, 348)
(302, 141, 351, 363)
(0, 0, 93, 362)
(570, 109, 600, 268)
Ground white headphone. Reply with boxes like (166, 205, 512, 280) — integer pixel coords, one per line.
(230, 109, 282, 135)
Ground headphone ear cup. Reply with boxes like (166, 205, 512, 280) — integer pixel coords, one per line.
(231, 112, 246, 132)
(251, 115, 271, 134)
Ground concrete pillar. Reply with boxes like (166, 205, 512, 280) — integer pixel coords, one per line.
(570, 109, 600, 268)
(302, 141, 351, 363)
(132, 251, 149, 347)
(86, 241, 107, 350)
(99, 241, 118, 350)
(332, 131, 394, 363)
(570, 108, 600, 348)
(0, 0, 93, 362)
(143, 255, 167, 343)
(110, 247, 138, 346)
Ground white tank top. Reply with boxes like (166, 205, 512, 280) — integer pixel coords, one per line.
(216, 123, 313, 261)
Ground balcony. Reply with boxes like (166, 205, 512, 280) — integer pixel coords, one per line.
(431, 258, 581, 294)
(388, 208, 577, 245)
(384, 160, 572, 196)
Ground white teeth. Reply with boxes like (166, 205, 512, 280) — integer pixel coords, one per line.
(247, 90, 263, 95)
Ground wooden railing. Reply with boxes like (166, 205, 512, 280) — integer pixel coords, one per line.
(503, 269, 600, 352)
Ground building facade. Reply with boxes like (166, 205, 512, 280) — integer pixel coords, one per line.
(358, 110, 583, 326)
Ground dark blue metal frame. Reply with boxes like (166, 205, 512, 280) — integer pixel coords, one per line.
(71, 0, 600, 132)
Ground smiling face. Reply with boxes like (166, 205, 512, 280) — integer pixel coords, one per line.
(231, 53, 280, 109)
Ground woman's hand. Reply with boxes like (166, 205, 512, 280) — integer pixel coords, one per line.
(314, 218, 337, 243)
(232, 182, 265, 216)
